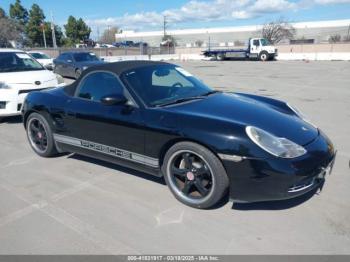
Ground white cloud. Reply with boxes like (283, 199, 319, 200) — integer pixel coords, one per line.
(249, 0, 297, 13)
(313, 0, 350, 3)
(86, 0, 349, 31)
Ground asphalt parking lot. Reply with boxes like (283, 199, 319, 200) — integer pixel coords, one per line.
(0, 60, 349, 254)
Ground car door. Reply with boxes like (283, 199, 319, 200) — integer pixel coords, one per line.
(250, 39, 261, 54)
(61, 54, 74, 77)
(65, 54, 76, 78)
(58, 71, 151, 168)
(54, 54, 64, 76)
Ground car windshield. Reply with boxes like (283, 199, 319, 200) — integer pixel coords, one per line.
(121, 65, 214, 107)
(260, 39, 271, 46)
(31, 53, 50, 59)
(0, 52, 44, 73)
(73, 52, 99, 62)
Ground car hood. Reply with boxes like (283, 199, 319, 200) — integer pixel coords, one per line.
(0, 70, 57, 85)
(165, 92, 318, 146)
(76, 61, 105, 67)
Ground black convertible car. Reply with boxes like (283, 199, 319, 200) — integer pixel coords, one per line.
(22, 61, 336, 208)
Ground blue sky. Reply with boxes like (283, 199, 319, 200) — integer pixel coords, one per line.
(1, 0, 350, 38)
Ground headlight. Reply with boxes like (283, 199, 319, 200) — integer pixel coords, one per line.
(0, 82, 11, 89)
(246, 126, 307, 158)
(55, 74, 65, 85)
(287, 103, 317, 128)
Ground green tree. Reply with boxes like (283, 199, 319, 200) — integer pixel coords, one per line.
(26, 4, 46, 46)
(64, 16, 91, 44)
(9, 0, 28, 26)
(76, 18, 91, 41)
(64, 16, 77, 41)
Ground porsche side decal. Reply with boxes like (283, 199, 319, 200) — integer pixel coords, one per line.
(53, 134, 159, 168)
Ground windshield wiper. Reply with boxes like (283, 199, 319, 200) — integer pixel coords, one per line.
(154, 91, 221, 107)
(200, 90, 221, 96)
(155, 96, 205, 107)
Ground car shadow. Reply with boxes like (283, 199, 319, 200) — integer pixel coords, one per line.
(0, 116, 22, 124)
(62, 153, 323, 211)
(231, 183, 323, 211)
(68, 153, 166, 185)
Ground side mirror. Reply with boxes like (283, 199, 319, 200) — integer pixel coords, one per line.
(100, 94, 127, 106)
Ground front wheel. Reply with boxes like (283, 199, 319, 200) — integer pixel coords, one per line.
(162, 142, 229, 209)
(75, 69, 82, 79)
(259, 51, 269, 61)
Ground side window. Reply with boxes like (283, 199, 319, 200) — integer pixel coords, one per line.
(253, 39, 260, 46)
(152, 69, 193, 88)
(64, 54, 72, 62)
(59, 54, 71, 62)
(77, 72, 124, 102)
(56, 54, 64, 61)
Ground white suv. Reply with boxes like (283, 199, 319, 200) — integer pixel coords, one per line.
(0, 49, 64, 119)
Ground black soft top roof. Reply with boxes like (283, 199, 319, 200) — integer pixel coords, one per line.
(63, 60, 173, 96)
(83, 60, 172, 76)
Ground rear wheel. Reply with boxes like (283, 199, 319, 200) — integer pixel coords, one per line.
(26, 113, 58, 157)
(162, 142, 229, 209)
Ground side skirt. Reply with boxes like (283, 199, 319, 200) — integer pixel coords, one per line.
(53, 134, 162, 177)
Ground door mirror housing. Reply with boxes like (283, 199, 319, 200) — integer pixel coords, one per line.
(100, 94, 128, 106)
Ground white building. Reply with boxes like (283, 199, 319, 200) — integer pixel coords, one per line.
(116, 19, 350, 47)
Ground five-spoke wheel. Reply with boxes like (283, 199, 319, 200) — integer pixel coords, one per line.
(28, 117, 48, 153)
(170, 151, 213, 199)
(26, 113, 57, 157)
(163, 142, 229, 209)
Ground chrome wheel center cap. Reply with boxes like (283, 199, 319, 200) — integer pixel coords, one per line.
(38, 132, 42, 139)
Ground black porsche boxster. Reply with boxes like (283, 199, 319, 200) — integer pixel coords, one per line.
(22, 61, 336, 208)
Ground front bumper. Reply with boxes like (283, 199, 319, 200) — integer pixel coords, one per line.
(0, 86, 54, 117)
(223, 131, 336, 202)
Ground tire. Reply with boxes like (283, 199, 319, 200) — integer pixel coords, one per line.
(217, 54, 225, 61)
(26, 112, 58, 157)
(259, 51, 269, 61)
(75, 69, 82, 79)
(162, 142, 229, 209)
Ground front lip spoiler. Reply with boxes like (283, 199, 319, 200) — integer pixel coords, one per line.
(287, 150, 336, 193)
(288, 179, 315, 193)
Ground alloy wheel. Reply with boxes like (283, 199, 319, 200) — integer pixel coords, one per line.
(167, 150, 215, 203)
(27, 118, 48, 153)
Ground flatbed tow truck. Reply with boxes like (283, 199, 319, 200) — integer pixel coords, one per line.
(203, 38, 277, 61)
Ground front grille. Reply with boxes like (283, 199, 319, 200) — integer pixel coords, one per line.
(0, 102, 6, 109)
(18, 88, 47, 95)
